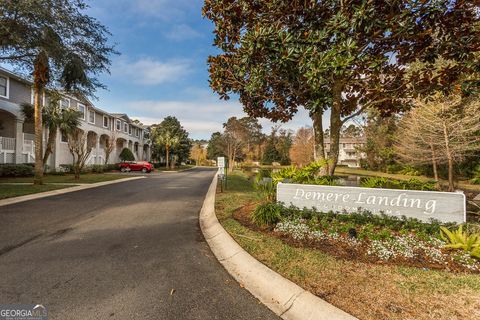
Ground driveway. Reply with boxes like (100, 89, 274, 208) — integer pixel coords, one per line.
(0, 168, 278, 319)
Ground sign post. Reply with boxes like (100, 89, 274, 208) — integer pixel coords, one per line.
(217, 157, 226, 191)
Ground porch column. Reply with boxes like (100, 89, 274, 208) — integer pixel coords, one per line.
(14, 119, 24, 164)
(96, 136, 101, 164)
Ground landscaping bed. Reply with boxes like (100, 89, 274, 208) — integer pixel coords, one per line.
(215, 171, 480, 320)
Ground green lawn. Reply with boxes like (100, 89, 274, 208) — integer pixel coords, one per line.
(216, 171, 480, 320)
(0, 173, 126, 184)
(0, 184, 73, 200)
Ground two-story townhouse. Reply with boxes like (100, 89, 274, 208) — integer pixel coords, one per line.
(324, 136, 366, 167)
(0, 67, 151, 168)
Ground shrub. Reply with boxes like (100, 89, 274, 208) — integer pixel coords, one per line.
(471, 165, 480, 184)
(119, 148, 135, 161)
(271, 160, 331, 185)
(0, 164, 34, 177)
(360, 177, 389, 188)
(89, 164, 105, 173)
(360, 176, 437, 191)
(59, 164, 74, 173)
(440, 225, 480, 259)
(399, 165, 422, 176)
(251, 203, 283, 226)
(254, 174, 276, 201)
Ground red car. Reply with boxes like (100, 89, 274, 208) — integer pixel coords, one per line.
(119, 161, 153, 173)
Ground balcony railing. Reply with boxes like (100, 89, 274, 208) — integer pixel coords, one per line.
(0, 137, 15, 151)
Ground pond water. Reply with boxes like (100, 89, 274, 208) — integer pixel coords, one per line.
(241, 167, 362, 186)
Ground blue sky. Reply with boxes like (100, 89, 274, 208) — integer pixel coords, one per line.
(84, 0, 316, 139)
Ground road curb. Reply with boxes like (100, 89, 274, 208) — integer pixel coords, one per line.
(199, 175, 357, 320)
(0, 176, 145, 207)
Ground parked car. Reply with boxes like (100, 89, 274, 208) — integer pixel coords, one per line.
(119, 161, 153, 173)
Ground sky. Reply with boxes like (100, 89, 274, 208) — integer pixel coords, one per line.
(81, 0, 315, 140)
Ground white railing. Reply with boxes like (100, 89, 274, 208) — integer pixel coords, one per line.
(23, 133, 35, 141)
(0, 137, 16, 151)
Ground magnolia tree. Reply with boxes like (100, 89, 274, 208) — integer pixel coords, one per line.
(203, 0, 479, 175)
(395, 94, 480, 191)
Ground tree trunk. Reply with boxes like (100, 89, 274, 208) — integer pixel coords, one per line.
(430, 144, 440, 188)
(328, 82, 343, 176)
(312, 111, 326, 161)
(43, 127, 56, 165)
(166, 146, 170, 168)
(33, 51, 49, 185)
(442, 122, 455, 191)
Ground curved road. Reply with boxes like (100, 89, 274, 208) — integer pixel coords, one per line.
(0, 168, 278, 319)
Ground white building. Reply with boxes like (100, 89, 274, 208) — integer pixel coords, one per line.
(0, 67, 151, 168)
(324, 137, 366, 168)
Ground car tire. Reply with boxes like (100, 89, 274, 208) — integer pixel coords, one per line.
(142, 167, 148, 173)
(121, 167, 127, 173)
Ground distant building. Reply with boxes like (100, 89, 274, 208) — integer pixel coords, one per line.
(324, 137, 366, 168)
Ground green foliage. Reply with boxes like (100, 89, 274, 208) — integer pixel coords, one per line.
(261, 127, 292, 165)
(360, 177, 390, 188)
(254, 174, 276, 202)
(360, 177, 437, 191)
(0, 0, 117, 97)
(440, 226, 480, 259)
(0, 164, 34, 177)
(399, 165, 422, 176)
(207, 132, 226, 159)
(271, 160, 333, 186)
(119, 148, 135, 161)
(471, 165, 480, 184)
(151, 116, 191, 164)
(251, 202, 283, 226)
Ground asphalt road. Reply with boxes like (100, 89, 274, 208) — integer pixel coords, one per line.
(0, 168, 278, 320)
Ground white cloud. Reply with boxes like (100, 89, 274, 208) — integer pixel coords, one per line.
(112, 57, 191, 85)
(165, 24, 203, 41)
(124, 89, 317, 139)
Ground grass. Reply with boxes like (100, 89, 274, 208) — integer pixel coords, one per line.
(0, 173, 126, 184)
(0, 184, 73, 200)
(215, 171, 480, 320)
(336, 166, 480, 192)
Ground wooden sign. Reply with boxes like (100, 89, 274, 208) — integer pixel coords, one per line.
(277, 183, 466, 223)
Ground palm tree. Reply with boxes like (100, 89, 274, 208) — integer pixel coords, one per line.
(156, 130, 180, 169)
(22, 92, 82, 166)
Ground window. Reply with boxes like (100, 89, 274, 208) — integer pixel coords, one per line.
(0, 76, 9, 98)
(77, 104, 86, 120)
(103, 115, 109, 128)
(116, 119, 121, 131)
(124, 123, 128, 133)
(135, 128, 139, 137)
(129, 125, 132, 135)
(88, 108, 95, 124)
(61, 131, 68, 143)
(60, 98, 70, 109)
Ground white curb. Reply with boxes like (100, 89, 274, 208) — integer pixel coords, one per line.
(0, 176, 145, 207)
(199, 175, 357, 320)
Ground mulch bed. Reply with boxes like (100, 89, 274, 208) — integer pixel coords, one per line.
(232, 202, 480, 274)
